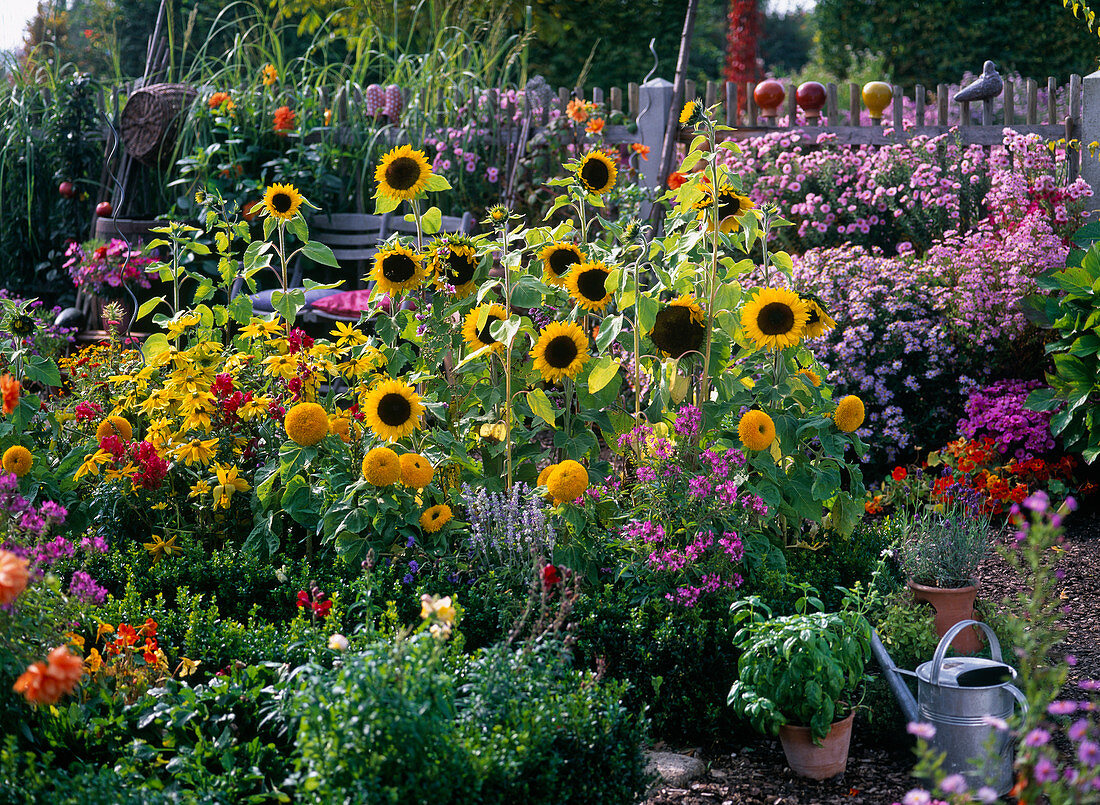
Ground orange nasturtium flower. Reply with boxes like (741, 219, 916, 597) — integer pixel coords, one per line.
(631, 143, 650, 161)
(0, 374, 20, 415)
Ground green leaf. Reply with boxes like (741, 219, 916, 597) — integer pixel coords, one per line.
(587, 356, 620, 394)
(373, 194, 401, 215)
(302, 240, 339, 268)
(526, 389, 557, 428)
(287, 215, 309, 243)
(137, 296, 166, 320)
(142, 334, 170, 363)
(227, 293, 253, 324)
(272, 289, 306, 324)
(424, 173, 452, 192)
(421, 206, 443, 235)
(22, 356, 61, 387)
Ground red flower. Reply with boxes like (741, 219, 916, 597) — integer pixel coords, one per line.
(296, 590, 310, 609)
(141, 618, 158, 637)
(274, 105, 296, 133)
(891, 467, 907, 482)
(116, 623, 138, 646)
(667, 171, 687, 190)
(542, 564, 562, 589)
(313, 600, 332, 618)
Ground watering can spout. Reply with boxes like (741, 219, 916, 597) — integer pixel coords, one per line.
(871, 628, 919, 722)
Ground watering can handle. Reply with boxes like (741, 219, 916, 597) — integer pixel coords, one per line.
(929, 620, 1004, 686)
(997, 684, 1030, 759)
(1006, 683, 1029, 717)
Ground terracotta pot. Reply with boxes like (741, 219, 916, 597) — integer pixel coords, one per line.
(778, 711, 855, 780)
(908, 579, 982, 654)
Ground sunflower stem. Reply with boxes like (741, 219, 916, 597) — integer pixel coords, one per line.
(499, 211, 514, 490)
(632, 251, 642, 425)
(699, 119, 720, 405)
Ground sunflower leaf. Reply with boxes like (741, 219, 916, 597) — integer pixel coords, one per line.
(526, 389, 556, 429)
(588, 356, 621, 394)
(424, 174, 451, 192)
(373, 194, 401, 215)
(420, 206, 443, 235)
(302, 240, 339, 268)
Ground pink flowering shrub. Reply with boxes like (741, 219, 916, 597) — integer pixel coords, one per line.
(958, 379, 1056, 461)
(64, 238, 155, 296)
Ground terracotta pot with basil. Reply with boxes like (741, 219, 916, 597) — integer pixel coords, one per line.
(896, 491, 994, 654)
(727, 594, 871, 780)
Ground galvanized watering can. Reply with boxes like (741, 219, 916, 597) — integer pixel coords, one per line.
(872, 620, 1027, 795)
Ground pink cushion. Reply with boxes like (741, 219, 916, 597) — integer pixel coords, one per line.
(310, 289, 375, 317)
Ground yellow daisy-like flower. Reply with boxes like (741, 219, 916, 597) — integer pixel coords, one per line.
(576, 150, 617, 195)
(284, 402, 330, 447)
(419, 504, 453, 533)
(261, 64, 278, 86)
(801, 298, 837, 339)
(374, 144, 432, 202)
(566, 261, 613, 313)
(2, 445, 32, 477)
(399, 453, 434, 489)
(95, 415, 133, 443)
(188, 479, 211, 498)
(172, 437, 219, 467)
(834, 395, 865, 433)
(143, 534, 182, 565)
(211, 463, 250, 509)
(741, 287, 809, 351)
(429, 236, 479, 299)
(696, 184, 756, 233)
(240, 317, 282, 340)
(74, 449, 113, 482)
(547, 460, 589, 504)
(262, 183, 303, 222)
(738, 410, 776, 452)
(330, 321, 368, 348)
(538, 242, 584, 287)
(462, 304, 508, 356)
(362, 446, 401, 486)
(362, 378, 424, 442)
(262, 353, 299, 381)
(680, 99, 701, 126)
(372, 243, 425, 297)
(532, 321, 589, 384)
(649, 294, 706, 358)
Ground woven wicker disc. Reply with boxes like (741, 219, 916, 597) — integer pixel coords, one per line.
(120, 83, 197, 164)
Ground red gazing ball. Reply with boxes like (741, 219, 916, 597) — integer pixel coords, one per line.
(753, 80, 786, 114)
(796, 82, 826, 113)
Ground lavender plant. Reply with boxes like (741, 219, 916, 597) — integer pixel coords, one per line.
(895, 483, 993, 588)
(461, 482, 556, 575)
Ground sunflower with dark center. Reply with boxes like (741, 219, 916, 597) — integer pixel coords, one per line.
(741, 287, 809, 351)
(363, 378, 424, 442)
(649, 295, 706, 358)
(262, 183, 303, 222)
(576, 151, 618, 195)
(695, 184, 755, 233)
(374, 145, 432, 201)
(800, 297, 837, 339)
(429, 236, 479, 298)
(372, 243, 425, 296)
(566, 261, 613, 313)
(532, 321, 589, 383)
(538, 242, 584, 287)
(462, 304, 508, 356)
(7, 315, 35, 337)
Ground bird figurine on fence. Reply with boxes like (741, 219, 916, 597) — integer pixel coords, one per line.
(954, 61, 1003, 102)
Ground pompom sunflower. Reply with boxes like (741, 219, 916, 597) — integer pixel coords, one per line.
(576, 150, 617, 195)
(372, 243, 425, 296)
(374, 145, 432, 201)
(547, 460, 589, 504)
(741, 287, 809, 351)
(566, 261, 613, 313)
(400, 453, 434, 489)
(532, 322, 589, 384)
(420, 504, 453, 533)
(539, 242, 584, 287)
(462, 304, 508, 356)
(362, 446, 400, 486)
(284, 402, 330, 446)
(95, 415, 133, 443)
(801, 297, 837, 339)
(695, 183, 755, 233)
(2, 445, 32, 477)
(649, 295, 706, 358)
(537, 463, 557, 489)
(738, 410, 776, 452)
(363, 378, 424, 442)
(428, 235, 479, 298)
(834, 395, 865, 433)
(262, 183, 303, 222)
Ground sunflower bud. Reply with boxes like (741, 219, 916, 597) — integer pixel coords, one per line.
(679, 98, 706, 128)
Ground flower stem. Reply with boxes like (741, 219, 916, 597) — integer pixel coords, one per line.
(700, 122, 720, 404)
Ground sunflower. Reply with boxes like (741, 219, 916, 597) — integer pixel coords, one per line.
(695, 184, 756, 233)
(372, 243, 425, 296)
(96, 415, 133, 443)
(576, 150, 617, 195)
(834, 395, 865, 433)
(738, 410, 776, 452)
(649, 295, 706, 358)
(797, 368, 822, 387)
(262, 183, 303, 222)
(374, 144, 432, 201)
(362, 378, 424, 442)
(2, 446, 32, 477)
(420, 504, 453, 533)
(680, 99, 703, 126)
(362, 446, 400, 486)
(484, 205, 509, 226)
(284, 402, 329, 446)
(532, 322, 589, 384)
(741, 287, 809, 351)
(566, 261, 613, 313)
(429, 236, 479, 298)
(547, 460, 589, 504)
(801, 298, 837, 339)
(462, 304, 508, 356)
(538, 242, 584, 287)
(400, 453, 434, 489)
(537, 463, 557, 489)
(8, 315, 35, 337)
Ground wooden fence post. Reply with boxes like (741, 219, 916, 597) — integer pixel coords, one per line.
(1080, 71, 1100, 212)
(637, 77, 674, 189)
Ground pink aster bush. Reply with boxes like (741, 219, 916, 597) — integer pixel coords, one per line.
(958, 379, 1057, 461)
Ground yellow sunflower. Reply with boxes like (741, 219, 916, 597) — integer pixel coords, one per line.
(374, 145, 432, 201)
(429, 236, 479, 298)
(576, 150, 618, 195)
(547, 460, 589, 504)
(834, 395, 865, 433)
(566, 261, 613, 313)
(2, 445, 32, 477)
(741, 287, 809, 351)
(532, 322, 589, 384)
(537, 463, 557, 489)
(797, 368, 822, 387)
(420, 504, 453, 533)
(462, 304, 508, 356)
(801, 298, 837, 339)
(362, 378, 424, 442)
(649, 295, 706, 358)
(695, 184, 756, 233)
(680, 99, 703, 126)
(284, 402, 330, 447)
(484, 205, 509, 226)
(262, 183, 303, 222)
(738, 410, 776, 451)
(362, 446, 400, 486)
(538, 242, 584, 287)
(95, 415, 133, 443)
(372, 243, 425, 296)
(400, 453, 434, 489)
